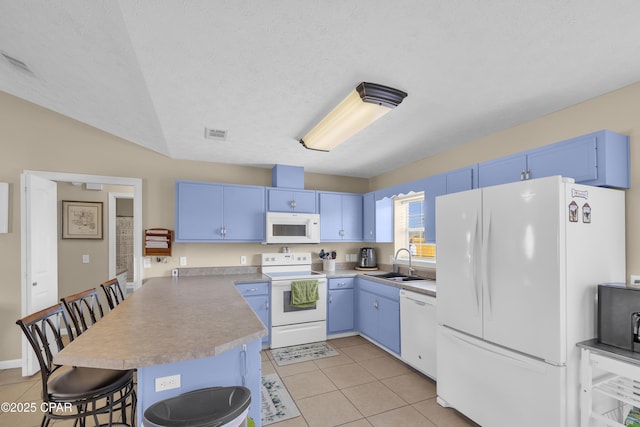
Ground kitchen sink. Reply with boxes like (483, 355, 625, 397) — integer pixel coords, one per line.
(367, 272, 432, 282)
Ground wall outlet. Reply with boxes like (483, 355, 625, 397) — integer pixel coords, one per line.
(351, 253, 358, 262)
(155, 374, 181, 392)
(180, 256, 187, 266)
(240, 255, 247, 265)
(171, 269, 179, 277)
(143, 258, 151, 268)
(631, 275, 640, 287)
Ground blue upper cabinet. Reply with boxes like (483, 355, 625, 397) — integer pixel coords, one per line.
(446, 166, 476, 194)
(531, 130, 629, 188)
(422, 174, 446, 243)
(267, 188, 316, 213)
(363, 192, 393, 242)
(223, 185, 266, 240)
(526, 136, 597, 182)
(175, 180, 265, 242)
(318, 192, 363, 241)
(363, 192, 375, 242)
(478, 130, 629, 189)
(478, 153, 528, 188)
(175, 181, 224, 241)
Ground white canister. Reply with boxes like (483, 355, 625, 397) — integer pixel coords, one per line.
(323, 259, 335, 272)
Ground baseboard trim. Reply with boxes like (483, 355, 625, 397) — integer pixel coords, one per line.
(0, 359, 21, 370)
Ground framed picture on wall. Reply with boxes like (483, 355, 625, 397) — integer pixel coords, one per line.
(62, 200, 103, 239)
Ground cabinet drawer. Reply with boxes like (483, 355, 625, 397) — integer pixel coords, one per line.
(235, 282, 269, 296)
(328, 277, 355, 290)
(358, 279, 399, 301)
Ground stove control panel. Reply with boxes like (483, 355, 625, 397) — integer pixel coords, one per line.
(262, 252, 312, 266)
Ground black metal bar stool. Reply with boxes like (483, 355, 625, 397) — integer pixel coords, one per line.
(16, 303, 137, 427)
(100, 278, 126, 310)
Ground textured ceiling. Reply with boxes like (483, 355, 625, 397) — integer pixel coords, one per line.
(1, 1, 640, 178)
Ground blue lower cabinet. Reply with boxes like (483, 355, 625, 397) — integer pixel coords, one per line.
(327, 278, 355, 335)
(235, 282, 270, 346)
(356, 278, 400, 354)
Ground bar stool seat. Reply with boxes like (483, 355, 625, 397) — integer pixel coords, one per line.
(48, 367, 134, 401)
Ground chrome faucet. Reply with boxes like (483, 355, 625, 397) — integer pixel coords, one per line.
(394, 248, 414, 275)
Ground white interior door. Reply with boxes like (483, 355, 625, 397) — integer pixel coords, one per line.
(435, 188, 483, 338)
(482, 177, 565, 364)
(21, 173, 58, 375)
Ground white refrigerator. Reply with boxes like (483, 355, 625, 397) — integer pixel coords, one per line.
(435, 175, 625, 427)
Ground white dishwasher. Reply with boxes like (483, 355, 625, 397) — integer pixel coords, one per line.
(400, 289, 436, 379)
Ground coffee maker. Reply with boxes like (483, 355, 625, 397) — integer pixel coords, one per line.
(357, 247, 377, 269)
(598, 283, 640, 351)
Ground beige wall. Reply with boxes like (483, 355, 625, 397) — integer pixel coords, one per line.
(0, 90, 368, 363)
(57, 183, 134, 300)
(371, 82, 639, 278)
(2, 80, 639, 364)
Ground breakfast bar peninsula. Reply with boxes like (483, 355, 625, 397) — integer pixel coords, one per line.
(54, 275, 268, 426)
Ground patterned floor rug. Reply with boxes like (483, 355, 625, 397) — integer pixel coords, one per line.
(270, 341, 340, 366)
(262, 373, 301, 425)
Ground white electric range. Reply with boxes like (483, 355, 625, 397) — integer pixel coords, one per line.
(262, 253, 327, 348)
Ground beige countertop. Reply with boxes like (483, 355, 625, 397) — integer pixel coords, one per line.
(53, 274, 269, 370)
(323, 269, 437, 297)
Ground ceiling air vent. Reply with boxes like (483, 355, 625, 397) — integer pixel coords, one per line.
(204, 128, 228, 141)
(1, 52, 34, 75)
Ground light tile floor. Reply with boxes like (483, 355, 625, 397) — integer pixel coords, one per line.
(264, 336, 480, 427)
(0, 335, 479, 427)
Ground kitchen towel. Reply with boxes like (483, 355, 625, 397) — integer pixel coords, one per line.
(290, 280, 318, 308)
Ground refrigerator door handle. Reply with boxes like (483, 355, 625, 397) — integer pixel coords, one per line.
(470, 212, 480, 315)
(482, 211, 492, 318)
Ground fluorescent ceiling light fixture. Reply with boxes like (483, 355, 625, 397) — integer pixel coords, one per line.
(299, 82, 408, 152)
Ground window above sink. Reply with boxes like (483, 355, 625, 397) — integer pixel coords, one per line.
(393, 192, 436, 267)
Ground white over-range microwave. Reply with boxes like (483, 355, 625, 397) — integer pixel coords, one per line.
(265, 212, 320, 244)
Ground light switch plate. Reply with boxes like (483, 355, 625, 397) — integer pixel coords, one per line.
(82, 254, 90, 264)
(180, 256, 187, 266)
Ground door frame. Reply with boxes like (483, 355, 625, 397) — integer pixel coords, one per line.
(108, 191, 134, 291)
(21, 170, 143, 319)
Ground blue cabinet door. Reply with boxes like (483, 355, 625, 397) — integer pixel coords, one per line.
(268, 189, 295, 212)
(175, 181, 224, 241)
(363, 192, 375, 242)
(244, 295, 270, 346)
(267, 189, 316, 213)
(319, 192, 363, 241)
(363, 193, 393, 243)
(342, 194, 363, 241)
(377, 296, 400, 354)
(423, 174, 446, 243)
(356, 279, 400, 354)
(293, 191, 317, 213)
(375, 197, 394, 243)
(446, 167, 475, 194)
(357, 290, 378, 340)
(478, 153, 527, 188)
(328, 289, 354, 334)
(319, 193, 343, 240)
(527, 136, 597, 182)
(223, 186, 265, 241)
(236, 282, 270, 346)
